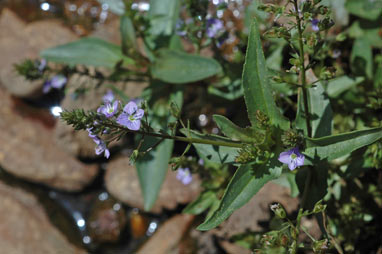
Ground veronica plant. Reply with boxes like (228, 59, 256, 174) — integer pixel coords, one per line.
(15, 0, 382, 252)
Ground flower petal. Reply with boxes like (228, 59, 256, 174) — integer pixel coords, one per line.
(134, 108, 144, 119)
(127, 119, 141, 131)
(116, 113, 130, 127)
(124, 101, 138, 115)
(104, 149, 110, 159)
(278, 151, 292, 164)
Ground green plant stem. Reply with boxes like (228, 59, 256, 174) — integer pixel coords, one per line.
(293, 0, 312, 138)
(104, 122, 245, 148)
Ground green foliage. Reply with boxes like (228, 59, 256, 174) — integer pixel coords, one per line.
(197, 157, 283, 231)
(180, 129, 240, 164)
(183, 191, 217, 215)
(345, 0, 382, 21)
(213, 115, 263, 143)
(242, 20, 289, 130)
(151, 49, 222, 84)
(326, 76, 364, 98)
(148, 0, 180, 36)
(304, 127, 382, 162)
(41, 38, 134, 68)
(351, 38, 373, 79)
(120, 15, 138, 54)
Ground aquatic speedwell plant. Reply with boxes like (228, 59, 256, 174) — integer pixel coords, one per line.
(16, 0, 382, 252)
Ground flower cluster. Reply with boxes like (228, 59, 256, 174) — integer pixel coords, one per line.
(86, 90, 145, 158)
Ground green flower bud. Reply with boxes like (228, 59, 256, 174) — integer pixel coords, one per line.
(270, 203, 286, 219)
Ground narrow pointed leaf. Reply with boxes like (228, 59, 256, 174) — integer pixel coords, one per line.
(242, 19, 289, 130)
(197, 157, 282, 231)
(151, 49, 222, 84)
(136, 85, 183, 210)
(41, 37, 134, 68)
(183, 191, 217, 215)
(296, 71, 332, 138)
(213, 115, 263, 143)
(304, 127, 382, 162)
(180, 129, 240, 164)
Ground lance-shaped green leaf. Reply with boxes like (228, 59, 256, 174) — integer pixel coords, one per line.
(345, 0, 382, 21)
(180, 129, 240, 164)
(213, 114, 263, 143)
(41, 37, 134, 68)
(120, 15, 138, 54)
(326, 76, 364, 98)
(136, 84, 183, 210)
(136, 138, 174, 211)
(304, 127, 382, 162)
(151, 49, 222, 84)
(242, 20, 289, 130)
(351, 38, 373, 79)
(149, 0, 180, 36)
(183, 191, 217, 215)
(296, 165, 328, 210)
(197, 158, 283, 231)
(296, 70, 332, 138)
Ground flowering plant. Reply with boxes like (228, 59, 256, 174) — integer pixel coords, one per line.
(15, 0, 382, 252)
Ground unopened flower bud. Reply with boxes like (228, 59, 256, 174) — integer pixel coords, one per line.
(270, 203, 286, 219)
(313, 239, 329, 253)
(313, 200, 327, 213)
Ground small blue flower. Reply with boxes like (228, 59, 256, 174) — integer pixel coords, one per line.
(278, 147, 305, 171)
(206, 18, 224, 38)
(311, 19, 320, 32)
(176, 167, 192, 185)
(103, 89, 115, 103)
(117, 101, 144, 131)
(97, 100, 119, 118)
(94, 138, 110, 159)
(43, 75, 67, 93)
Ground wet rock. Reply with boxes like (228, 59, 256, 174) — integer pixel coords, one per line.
(91, 17, 121, 45)
(137, 214, 194, 254)
(0, 180, 86, 254)
(0, 8, 77, 98)
(129, 209, 149, 239)
(55, 74, 148, 158)
(88, 194, 127, 243)
(0, 87, 98, 191)
(105, 157, 202, 213)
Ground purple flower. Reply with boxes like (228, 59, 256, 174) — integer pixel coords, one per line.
(103, 89, 115, 103)
(94, 138, 110, 159)
(198, 158, 204, 166)
(87, 127, 97, 139)
(43, 75, 67, 93)
(278, 147, 305, 171)
(176, 168, 192, 185)
(38, 59, 47, 72)
(311, 19, 320, 32)
(116, 101, 144, 131)
(206, 18, 224, 38)
(97, 100, 119, 118)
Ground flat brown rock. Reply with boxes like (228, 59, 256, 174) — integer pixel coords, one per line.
(0, 87, 98, 191)
(0, 8, 77, 98)
(105, 156, 201, 213)
(0, 181, 86, 254)
(137, 214, 194, 254)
